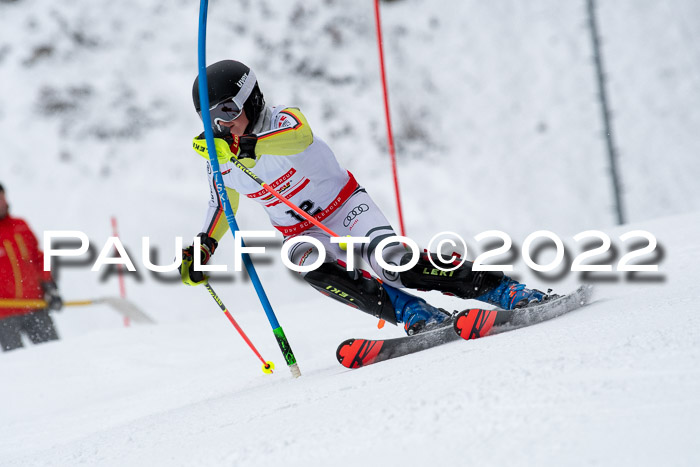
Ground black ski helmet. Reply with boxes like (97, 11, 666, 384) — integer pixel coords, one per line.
(192, 60, 265, 134)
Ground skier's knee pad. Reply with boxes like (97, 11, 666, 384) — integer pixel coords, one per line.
(303, 261, 397, 325)
(399, 252, 503, 299)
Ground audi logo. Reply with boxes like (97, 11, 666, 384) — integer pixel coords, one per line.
(343, 204, 370, 227)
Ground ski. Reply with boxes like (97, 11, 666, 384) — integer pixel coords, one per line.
(454, 284, 594, 340)
(336, 285, 593, 369)
(336, 321, 457, 369)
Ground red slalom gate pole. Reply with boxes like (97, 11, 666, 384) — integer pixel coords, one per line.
(111, 216, 130, 327)
(374, 0, 407, 237)
(205, 282, 274, 374)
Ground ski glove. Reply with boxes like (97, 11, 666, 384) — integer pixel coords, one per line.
(180, 233, 218, 286)
(41, 281, 63, 311)
(192, 131, 259, 168)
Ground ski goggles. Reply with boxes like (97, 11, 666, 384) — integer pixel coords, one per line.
(199, 97, 244, 125)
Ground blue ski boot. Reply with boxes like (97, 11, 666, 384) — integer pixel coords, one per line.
(475, 276, 548, 310)
(383, 284, 451, 335)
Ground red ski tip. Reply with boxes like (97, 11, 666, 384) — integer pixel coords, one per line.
(453, 308, 498, 340)
(336, 338, 385, 368)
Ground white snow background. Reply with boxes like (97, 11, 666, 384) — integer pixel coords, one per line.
(1, 0, 699, 465)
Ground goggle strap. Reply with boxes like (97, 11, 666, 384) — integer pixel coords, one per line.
(227, 69, 257, 112)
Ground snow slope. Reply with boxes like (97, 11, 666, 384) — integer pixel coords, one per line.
(1, 212, 698, 466)
(1, 0, 700, 465)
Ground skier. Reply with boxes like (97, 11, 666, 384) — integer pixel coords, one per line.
(180, 60, 551, 335)
(0, 183, 63, 351)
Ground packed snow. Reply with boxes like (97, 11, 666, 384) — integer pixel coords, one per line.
(1, 0, 699, 465)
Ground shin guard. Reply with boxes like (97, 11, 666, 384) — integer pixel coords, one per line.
(304, 262, 398, 325)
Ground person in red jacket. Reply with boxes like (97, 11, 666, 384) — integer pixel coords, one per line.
(0, 183, 63, 352)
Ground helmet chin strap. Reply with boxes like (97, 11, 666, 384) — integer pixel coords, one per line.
(243, 83, 265, 135)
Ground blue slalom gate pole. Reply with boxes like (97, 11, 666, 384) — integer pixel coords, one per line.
(197, 0, 300, 377)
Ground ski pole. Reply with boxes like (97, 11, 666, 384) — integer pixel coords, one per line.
(224, 158, 391, 329)
(0, 298, 88, 308)
(198, 0, 301, 377)
(225, 158, 389, 329)
(0, 297, 155, 323)
(226, 157, 340, 238)
(204, 282, 274, 374)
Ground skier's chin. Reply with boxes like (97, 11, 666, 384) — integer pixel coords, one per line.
(227, 125, 246, 137)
